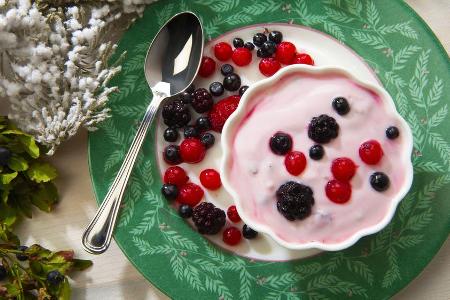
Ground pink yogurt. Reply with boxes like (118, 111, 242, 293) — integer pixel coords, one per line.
(227, 71, 411, 245)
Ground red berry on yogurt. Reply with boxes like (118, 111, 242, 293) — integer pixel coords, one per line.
(200, 169, 222, 190)
(259, 57, 281, 77)
(199, 56, 216, 78)
(284, 151, 307, 176)
(331, 157, 357, 181)
(177, 183, 204, 206)
(227, 205, 241, 223)
(214, 42, 233, 61)
(180, 138, 206, 163)
(222, 226, 242, 246)
(325, 180, 352, 204)
(231, 47, 252, 66)
(292, 53, 314, 65)
(359, 140, 383, 165)
(164, 166, 189, 187)
(275, 41, 296, 64)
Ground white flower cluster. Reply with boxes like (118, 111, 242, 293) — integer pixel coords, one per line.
(0, 0, 157, 154)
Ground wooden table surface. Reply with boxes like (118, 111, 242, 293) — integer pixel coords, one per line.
(8, 1, 449, 299)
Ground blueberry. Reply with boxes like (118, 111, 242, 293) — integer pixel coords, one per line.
(220, 64, 234, 76)
(268, 31, 283, 44)
(209, 81, 224, 97)
(184, 126, 200, 138)
(196, 116, 211, 131)
(223, 73, 241, 91)
(0, 265, 7, 281)
(200, 132, 215, 149)
(233, 37, 244, 48)
(185, 84, 195, 94)
(269, 132, 292, 155)
(239, 85, 249, 96)
(179, 91, 192, 104)
(244, 42, 255, 51)
(256, 48, 271, 58)
(161, 184, 179, 200)
(163, 145, 182, 165)
(386, 126, 399, 139)
(47, 270, 64, 286)
(253, 33, 267, 47)
(0, 147, 11, 166)
(309, 145, 324, 160)
(261, 41, 277, 55)
(163, 127, 178, 142)
(332, 97, 350, 115)
(179, 204, 193, 218)
(242, 225, 258, 239)
(370, 172, 390, 192)
(16, 246, 28, 261)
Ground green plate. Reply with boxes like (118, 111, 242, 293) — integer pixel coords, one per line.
(88, 0, 450, 299)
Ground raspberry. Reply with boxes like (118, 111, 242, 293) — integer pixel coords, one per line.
(192, 202, 226, 234)
(275, 41, 296, 64)
(308, 114, 339, 144)
(177, 183, 204, 206)
(259, 57, 281, 77)
(331, 158, 357, 181)
(292, 53, 314, 65)
(276, 181, 314, 221)
(192, 88, 213, 113)
(199, 56, 216, 78)
(232, 47, 252, 66)
(325, 180, 352, 204)
(223, 226, 242, 246)
(359, 140, 383, 165)
(200, 169, 221, 190)
(180, 138, 206, 164)
(208, 95, 241, 132)
(227, 205, 241, 223)
(162, 100, 191, 128)
(285, 151, 307, 176)
(214, 42, 233, 61)
(164, 166, 189, 187)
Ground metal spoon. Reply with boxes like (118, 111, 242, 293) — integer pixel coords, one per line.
(82, 12, 204, 254)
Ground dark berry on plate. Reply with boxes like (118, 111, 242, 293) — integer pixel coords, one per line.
(163, 145, 183, 165)
(163, 127, 179, 142)
(359, 140, 383, 165)
(200, 169, 222, 190)
(47, 270, 64, 286)
(275, 41, 296, 64)
(244, 42, 255, 51)
(192, 88, 214, 113)
(223, 226, 242, 246)
(232, 47, 252, 66)
(276, 181, 314, 221)
(199, 56, 216, 78)
(308, 114, 339, 144)
(162, 100, 191, 128)
(227, 205, 241, 223)
(242, 224, 258, 239)
(196, 116, 211, 131)
(285, 151, 307, 176)
(386, 126, 400, 139)
(309, 144, 324, 160)
(223, 73, 241, 91)
(214, 42, 233, 61)
(179, 204, 193, 218)
(161, 184, 179, 200)
(0, 147, 12, 166)
(268, 30, 283, 44)
(200, 132, 215, 148)
(164, 166, 189, 186)
(325, 180, 352, 204)
(370, 172, 390, 192)
(233, 37, 244, 48)
(209, 95, 241, 132)
(192, 202, 226, 234)
(209, 81, 224, 97)
(184, 126, 200, 138)
(16, 246, 28, 261)
(239, 85, 249, 96)
(261, 41, 277, 55)
(220, 63, 234, 76)
(179, 91, 192, 104)
(178, 182, 204, 206)
(269, 132, 293, 155)
(331, 157, 357, 181)
(332, 97, 350, 115)
(253, 33, 267, 47)
(185, 84, 195, 94)
(259, 57, 281, 77)
(0, 265, 7, 281)
(180, 138, 206, 163)
(256, 48, 271, 58)
(292, 53, 314, 65)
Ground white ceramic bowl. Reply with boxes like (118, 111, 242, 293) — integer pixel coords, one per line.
(220, 64, 414, 251)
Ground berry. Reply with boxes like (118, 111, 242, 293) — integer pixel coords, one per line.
(192, 202, 226, 234)
(16, 246, 28, 261)
(285, 151, 307, 176)
(220, 64, 234, 76)
(268, 30, 283, 44)
(200, 132, 215, 149)
(269, 132, 292, 155)
(47, 270, 64, 286)
(253, 33, 267, 47)
(256, 48, 271, 58)
(244, 42, 255, 51)
(162, 100, 191, 128)
(184, 126, 200, 138)
(325, 180, 352, 204)
(232, 37, 244, 48)
(275, 41, 296, 64)
(227, 205, 241, 223)
(163, 145, 182, 165)
(179, 204, 193, 218)
(308, 114, 339, 144)
(331, 158, 357, 181)
(0, 265, 7, 281)
(178, 183, 204, 206)
(223, 226, 242, 246)
(192, 88, 213, 113)
(209, 81, 224, 97)
(179, 91, 192, 104)
(196, 116, 211, 131)
(200, 169, 222, 190)
(232, 47, 252, 66)
(386, 126, 399, 139)
(292, 53, 314, 65)
(163, 127, 178, 142)
(223, 73, 241, 91)
(309, 144, 324, 160)
(209, 95, 241, 132)
(276, 181, 314, 221)
(161, 184, 179, 200)
(370, 172, 390, 192)
(259, 57, 281, 77)
(261, 41, 277, 55)
(164, 166, 189, 186)
(214, 42, 233, 61)
(199, 56, 216, 77)
(186, 84, 195, 94)
(242, 225, 258, 239)
(180, 138, 206, 164)
(332, 97, 350, 115)
(0, 147, 11, 166)
(359, 140, 383, 165)
(239, 85, 249, 96)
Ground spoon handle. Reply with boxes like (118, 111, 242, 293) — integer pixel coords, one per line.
(82, 93, 164, 254)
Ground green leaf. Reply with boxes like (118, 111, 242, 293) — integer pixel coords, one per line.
(183, 264, 204, 291)
(104, 149, 124, 171)
(0, 172, 18, 184)
(223, 13, 252, 25)
(379, 21, 418, 39)
(426, 77, 444, 107)
(164, 230, 199, 251)
(71, 259, 93, 271)
(405, 208, 433, 231)
(204, 241, 225, 262)
(7, 155, 29, 171)
(351, 31, 386, 49)
(156, 2, 174, 26)
(392, 45, 421, 71)
(325, 253, 344, 272)
(265, 272, 298, 289)
(366, 1, 380, 27)
(323, 21, 345, 41)
(113, 104, 147, 118)
(205, 277, 233, 300)
(429, 105, 448, 127)
(428, 132, 450, 163)
(239, 268, 252, 300)
(58, 279, 71, 300)
(192, 258, 222, 277)
(123, 54, 145, 74)
(31, 182, 58, 213)
(295, 262, 322, 276)
(129, 209, 157, 235)
(17, 135, 40, 158)
(394, 234, 423, 249)
(345, 0, 362, 16)
(416, 175, 450, 209)
(324, 7, 354, 23)
(345, 260, 374, 285)
(27, 162, 57, 183)
(264, 292, 282, 300)
(208, 0, 239, 12)
(382, 247, 401, 288)
(101, 119, 126, 146)
(309, 292, 329, 300)
(414, 161, 445, 173)
(242, 0, 282, 15)
(407, 111, 424, 149)
(170, 254, 184, 280)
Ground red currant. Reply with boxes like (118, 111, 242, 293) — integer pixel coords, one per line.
(259, 58, 281, 77)
(232, 47, 252, 66)
(199, 169, 221, 190)
(325, 180, 352, 204)
(199, 56, 216, 78)
(275, 41, 296, 64)
(177, 183, 204, 206)
(214, 42, 233, 61)
(164, 166, 189, 186)
(180, 138, 206, 164)
(222, 226, 242, 246)
(359, 140, 383, 165)
(292, 53, 314, 65)
(284, 151, 307, 176)
(331, 157, 357, 181)
(227, 205, 241, 223)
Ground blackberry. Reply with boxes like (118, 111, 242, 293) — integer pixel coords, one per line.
(332, 97, 350, 115)
(261, 41, 277, 55)
(163, 127, 178, 142)
(47, 270, 64, 286)
(242, 225, 258, 239)
(192, 202, 226, 234)
(257, 48, 271, 58)
(244, 42, 255, 51)
(268, 31, 283, 44)
(162, 100, 191, 128)
(309, 144, 324, 160)
(221, 64, 234, 76)
(233, 37, 244, 48)
(196, 116, 211, 131)
(184, 126, 200, 138)
(223, 73, 241, 91)
(16, 246, 28, 261)
(179, 91, 192, 104)
(163, 145, 182, 165)
(308, 114, 339, 144)
(276, 181, 314, 221)
(209, 81, 224, 97)
(161, 184, 179, 200)
(192, 88, 213, 113)
(253, 33, 267, 47)
(179, 204, 193, 218)
(370, 172, 390, 192)
(0, 147, 11, 166)
(269, 132, 292, 155)
(200, 132, 215, 149)
(239, 85, 249, 96)
(386, 126, 399, 139)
